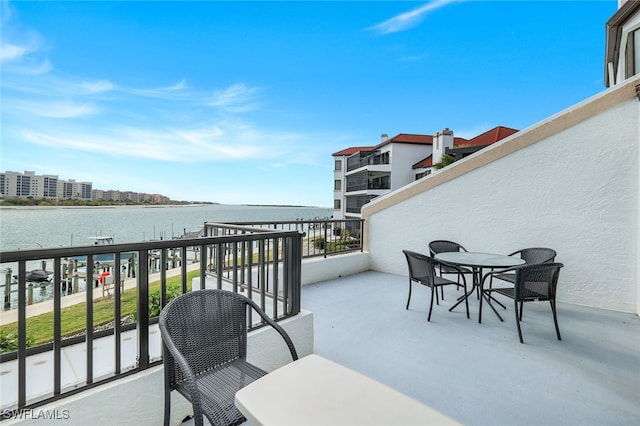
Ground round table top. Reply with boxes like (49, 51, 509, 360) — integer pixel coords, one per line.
(434, 251, 526, 268)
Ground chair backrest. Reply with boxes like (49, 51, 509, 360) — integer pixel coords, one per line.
(159, 289, 250, 388)
(403, 250, 437, 285)
(514, 262, 563, 302)
(428, 240, 467, 257)
(512, 247, 557, 264)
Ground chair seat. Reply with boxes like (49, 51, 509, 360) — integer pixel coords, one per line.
(434, 276, 458, 286)
(415, 275, 458, 286)
(176, 359, 267, 426)
(491, 287, 549, 302)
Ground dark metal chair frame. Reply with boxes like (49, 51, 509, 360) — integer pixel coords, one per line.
(488, 247, 557, 311)
(480, 262, 564, 343)
(159, 289, 299, 426)
(428, 240, 474, 294)
(403, 249, 469, 321)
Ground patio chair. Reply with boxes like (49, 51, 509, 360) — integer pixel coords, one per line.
(480, 262, 564, 343)
(428, 240, 473, 292)
(403, 249, 469, 321)
(159, 289, 299, 426)
(491, 247, 557, 286)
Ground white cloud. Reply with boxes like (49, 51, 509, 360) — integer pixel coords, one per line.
(208, 83, 261, 111)
(12, 100, 100, 118)
(80, 80, 116, 94)
(18, 117, 309, 163)
(0, 42, 29, 61)
(125, 79, 190, 100)
(368, 0, 457, 35)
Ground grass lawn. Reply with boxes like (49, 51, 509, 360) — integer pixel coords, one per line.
(0, 270, 199, 350)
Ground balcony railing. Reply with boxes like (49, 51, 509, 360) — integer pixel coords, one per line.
(346, 152, 390, 172)
(206, 219, 364, 259)
(0, 225, 303, 414)
(346, 181, 391, 193)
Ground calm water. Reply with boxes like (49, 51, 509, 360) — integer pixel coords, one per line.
(0, 204, 332, 251)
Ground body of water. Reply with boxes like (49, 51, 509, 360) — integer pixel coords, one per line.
(0, 204, 332, 252)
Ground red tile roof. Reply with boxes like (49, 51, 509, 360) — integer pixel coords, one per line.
(454, 126, 518, 148)
(378, 133, 433, 148)
(412, 155, 433, 169)
(453, 137, 468, 145)
(332, 146, 375, 156)
(333, 126, 517, 157)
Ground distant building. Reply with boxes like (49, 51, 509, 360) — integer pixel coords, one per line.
(0, 170, 169, 202)
(332, 126, 518, 219)
(90, 189, 169, 203)
(604, 0, 640, 87)
(0, 170, 91, 200)
(60, 179, 93, 199)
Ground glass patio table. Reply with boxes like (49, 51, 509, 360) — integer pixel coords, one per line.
(434, 252, 525, 322)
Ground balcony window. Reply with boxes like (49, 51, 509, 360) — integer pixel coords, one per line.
(334, 180, 341, 190)
(334, 159, 342, 171)
(334, 199, 341, 209)
(627, 28, 640, 79)
(415, 170, 431, 180)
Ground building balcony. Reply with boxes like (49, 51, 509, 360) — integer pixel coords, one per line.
(298, 271, 639, 426)
(345, 183, 390, 194)
(346, 152, 391, 174)
(3, 263, 637, 425)
(178, 269, 640, 425)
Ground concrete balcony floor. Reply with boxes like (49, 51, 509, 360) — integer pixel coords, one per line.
(186, 270, 639, 425)
(299, 271, 639, 426)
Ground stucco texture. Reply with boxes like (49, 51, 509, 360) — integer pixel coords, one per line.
(366, 91, 639, 313)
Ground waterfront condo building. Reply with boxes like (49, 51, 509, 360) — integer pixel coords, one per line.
(0, 170, 92, 200)
(332, 126, 517, 219)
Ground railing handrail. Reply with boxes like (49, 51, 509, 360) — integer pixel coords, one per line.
(204, 219, 364, 259)
(0, 232, 297, 263)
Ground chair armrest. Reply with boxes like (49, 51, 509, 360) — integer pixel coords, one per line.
(433, 260, 469, 286)
(245, 298, 299, 361)
(481, 265, 526, 290)
(159, 325, 204, 420)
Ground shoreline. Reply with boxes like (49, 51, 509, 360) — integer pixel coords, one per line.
(0, 203, 329, 210)
(0, 204, 206, 210)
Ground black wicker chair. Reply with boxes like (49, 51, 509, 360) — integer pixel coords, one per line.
(403, 250, 469, 321)
(428, 240, 473, 292)
(480, 262, 564, 343)
(159, 289, 299, 426)
(491, 247, 557, 285)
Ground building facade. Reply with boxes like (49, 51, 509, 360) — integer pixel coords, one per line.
(0, 170, 169, 202)
(0, 171, 81, 199)
(605, 0, 640, 88)
(332, 126, 518, 219)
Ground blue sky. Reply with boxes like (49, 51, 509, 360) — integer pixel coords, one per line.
(1, 1, 617, 207)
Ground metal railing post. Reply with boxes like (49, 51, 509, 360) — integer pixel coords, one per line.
(137, 250, 149, 370)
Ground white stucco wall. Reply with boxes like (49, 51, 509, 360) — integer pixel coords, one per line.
(301, 252, 370, 285)
(365, 87, 639, 313)
(389, 144, 432, 190)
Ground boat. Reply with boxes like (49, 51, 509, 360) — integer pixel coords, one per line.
(88, 236, 115, 245)
(26, 269, 51, 283)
